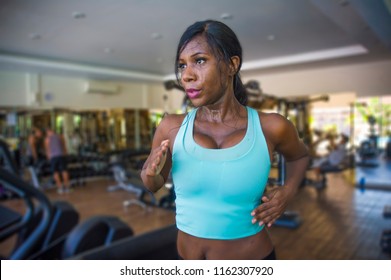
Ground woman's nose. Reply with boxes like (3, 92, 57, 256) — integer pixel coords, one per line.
(181, 66, 196, 83)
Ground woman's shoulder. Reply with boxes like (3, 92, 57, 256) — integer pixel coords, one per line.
(255, 110, 295, 141)
(256, 111, 288, 129)
(155, 112, 188, 139)
(160, 112, 187, 127)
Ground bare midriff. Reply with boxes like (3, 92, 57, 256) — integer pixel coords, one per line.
(177, 228, 274, 260)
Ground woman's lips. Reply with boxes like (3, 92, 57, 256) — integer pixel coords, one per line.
(186, 89, 201, 99)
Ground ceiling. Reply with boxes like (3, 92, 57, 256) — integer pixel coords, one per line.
(0, 0, 391, 83)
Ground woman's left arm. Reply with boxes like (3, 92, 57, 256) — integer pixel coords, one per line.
(251, 113, 309, 227)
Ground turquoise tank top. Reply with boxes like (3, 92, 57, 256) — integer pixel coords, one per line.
(172, 107, 271, 239)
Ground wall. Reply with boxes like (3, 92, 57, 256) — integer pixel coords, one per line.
(0, 71, 183, 112)
(242, 59, 391, 98)
(2, 58, 391, 111)
(147, 83, 184, 113)
(0, 72, 29, 106)
(311, 92, 357, 109)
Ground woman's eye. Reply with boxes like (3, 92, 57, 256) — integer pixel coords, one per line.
(178, 63, 186, 71)
(196, 58, 205, 64)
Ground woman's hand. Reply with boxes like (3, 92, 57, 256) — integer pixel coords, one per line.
(251, 186, 290, 228)
(144, 139, 170, 177)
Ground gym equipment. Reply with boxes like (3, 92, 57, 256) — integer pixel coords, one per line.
(306, 167, 344, 190)
(109, 164, 156, 210)
(107, 150, 156, 210)
(381, 205, 391, 253)
(0, 167, 53, 259)
(0, 204, 22, 233)
(27, 160, 54, 189)
(386, 138, 391, 159)
(15, 200, 80, 259)
(158, 172, 176, 211)
(27, 153, 112, 190)
(380, 230, 391, 253)
(305, 154, 352, 190)
(356, 140, 379, 167)
(1, 139, 54, 259)
(159, 185, 176, 211)
(70, 224, 178, 260)
(1, 139, 78, 259)
(0, 168, 135, 260)
(1, 138, 135, 259)
(244, 81, 329, 149)
(0, 139, 19, 175)
(29, 215, 134, 260)
(384, 205, 391, 219)
(268, 155, 302, 229)
(274, 211, 302, 229)
(61, 215, 134, 259)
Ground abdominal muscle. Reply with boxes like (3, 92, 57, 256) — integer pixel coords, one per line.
(177, 228, 274, 260)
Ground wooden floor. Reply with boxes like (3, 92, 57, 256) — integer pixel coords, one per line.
(1, 170, 390, 260)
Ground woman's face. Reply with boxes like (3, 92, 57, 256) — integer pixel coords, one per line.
(177, 35, 231, 107)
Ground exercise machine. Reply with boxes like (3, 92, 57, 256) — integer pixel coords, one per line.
(1, 139, 134, 259)
(70, 224, 178, 260)
(356, 139, 379, 167)
(0, 167, 135, 260)
(0, 167, 53, 259)
(380, 205, 391, 254)
(107, 150, 156, 210)
(268, 155, 302, 229)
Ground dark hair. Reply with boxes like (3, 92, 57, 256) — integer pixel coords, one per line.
(175, 20, 247, 105)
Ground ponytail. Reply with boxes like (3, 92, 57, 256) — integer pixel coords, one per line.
(233, 74, 248, 106)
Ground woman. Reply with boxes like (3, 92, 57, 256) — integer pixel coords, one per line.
(141, 20, 309, 260)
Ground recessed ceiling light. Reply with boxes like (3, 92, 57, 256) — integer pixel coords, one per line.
(104, 48, 114, 54)
(72, 11, 86, 19)
(267, 35, 276, 41)
(151, 33, 163, 40)
(339, 0, 349, 7)
(29, 33, 41, 40)
(220, 13, 233, 20)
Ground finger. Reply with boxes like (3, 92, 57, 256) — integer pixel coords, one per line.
(261, 195, 270, 203)
(251, 200, 274, 216)
(145, 162, 157, 176)
(159, 140, 169, 155)
(254, 205, 280, 225)
(160, 139, 170, 148)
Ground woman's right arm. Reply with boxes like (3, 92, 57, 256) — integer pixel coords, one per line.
(140, 115, 175, 193)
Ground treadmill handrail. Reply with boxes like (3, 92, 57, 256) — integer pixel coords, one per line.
(0, 167, 53, 259)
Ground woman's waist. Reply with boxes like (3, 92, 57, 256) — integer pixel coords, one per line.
(177, 229, 273, 259)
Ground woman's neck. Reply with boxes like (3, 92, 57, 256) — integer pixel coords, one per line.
(199, 98, 245, 124)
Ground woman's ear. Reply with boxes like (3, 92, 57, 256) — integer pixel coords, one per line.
(229, 56, 240, 75)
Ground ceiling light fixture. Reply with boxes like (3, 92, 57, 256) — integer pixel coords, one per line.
(220, 13, 233, 20)
(339, 0, 349, 7)
(104, 48, 114, 54)
(72, 11, 86, 19)
(151, 33, 163, 40)
(267, 35, 276, 41)
(29, 33, 41, 40)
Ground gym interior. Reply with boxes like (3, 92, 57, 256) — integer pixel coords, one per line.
(1, 1, 391, 260)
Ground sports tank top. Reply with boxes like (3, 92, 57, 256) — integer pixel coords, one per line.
(48, 134, 64, 159)
(172, 107, 271, 239)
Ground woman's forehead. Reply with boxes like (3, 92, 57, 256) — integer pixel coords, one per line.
(180, 35, 212, 56)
